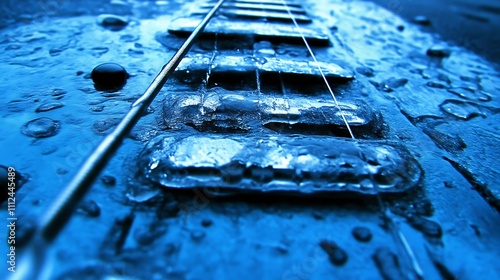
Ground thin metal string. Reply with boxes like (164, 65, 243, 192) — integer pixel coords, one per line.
(280, 1, 423, 278)
(12, 2, 228, 279)
(201, 34, 219, 115)
(280, 0, 355, 139)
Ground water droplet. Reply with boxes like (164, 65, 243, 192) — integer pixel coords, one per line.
(21, 117, 60, 138)
(426, 45, 451, 58)
(91, 105, 105, 112)
(149, 158, 160, 170)
(437, 73, 451, 84)
(255, 57, 268, 65)
(35, 102, 64, 112)
(413, 15, 431, 25)
(126, 185, 160, 203)
(80, 86, 94, 93)
(97, 14, 129, 31)
(352, 226, 372, 242)
(356, 66, 375, 77)
(17, 32, 47, 43)
(444, 181, 457, 188)
(257, 48, 275, 56)
(56, 168, 68, 175)
(49, 48, 64, 56)
(90, 47, 109, 58)
(77, 200, 101, 217)
(276, 244, 289, 254)
(373, 247, 405, 280)
(439, 100, 484, 120)
(447, 87, 491, 102)
(243, 56, 255, 63)
(374, 77, 408, 92)
(460, 75, 480, 83)
(248, 166, 274, 183)
(120, 34, 139, 42)
(201, 219, 213, 227)
(253, 41, 274, 54)
(41, 146, 57, 155)
(5, 44, 22, 51)
(52, 88, 67, 100)
(426, 81, 447, 89)
(319, 240, 348, 266)
(312, 211, 325, 220)
(91, 63, 129, 91)
(470, 224, 481, 237)
(407, 216, 443, 238)
(360, 179, 375, 189)
(190, 230, 206, 242)
(101, 92, 122, 98)
(422, 127, 466, 153)
(101, 175, 116, 186)
(127, 48, 144, 57)
(220, 161, 245, 183)
(93, 118, 121, 135)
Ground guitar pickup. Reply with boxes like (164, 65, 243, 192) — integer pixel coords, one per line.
(224, 0, 302, 7)
(138, 134, 422, 196)
(169, 0, 328, 44)
(168, 15, 330, 45)
(173, 53, 354, 86)
(211, 2, 307, 14)
(194, 7, 312, 23)
(161, 89, 385, 138)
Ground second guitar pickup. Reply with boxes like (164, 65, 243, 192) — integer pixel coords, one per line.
(173, 52, 355, 86)
(162, 89, 386, 138)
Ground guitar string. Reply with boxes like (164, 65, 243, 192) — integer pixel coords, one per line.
(280, 0, 423, 278)
(11, 3, 228, 280)
(280, 0, 355, 139)
(201, 33, 219, 115)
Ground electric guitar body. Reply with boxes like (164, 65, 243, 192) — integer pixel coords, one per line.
(1, 0, 499, 279)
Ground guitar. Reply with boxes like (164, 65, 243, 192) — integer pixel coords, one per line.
(3, 0, 499, 279)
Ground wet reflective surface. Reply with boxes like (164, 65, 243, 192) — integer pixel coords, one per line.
(139, 134, 422, 194)
(0, 0, 499, 279)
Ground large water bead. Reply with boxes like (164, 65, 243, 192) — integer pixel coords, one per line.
(91, 63, 129, 91)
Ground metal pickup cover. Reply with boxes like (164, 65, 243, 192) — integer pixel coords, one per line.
(139, 134, 422, 195)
